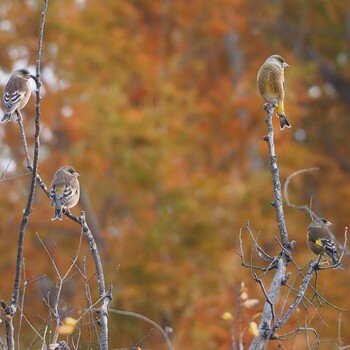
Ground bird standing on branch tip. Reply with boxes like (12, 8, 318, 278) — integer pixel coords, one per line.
(2, 69, 33, 123)
(307, 218, 339, 265)
(257, 55, 291, 130)
(50, 166, 80, 221)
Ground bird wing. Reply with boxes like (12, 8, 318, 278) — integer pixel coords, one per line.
(315, 237, 339, 263)
(61, 185, 75, 206)
(49, 185, 58, 206)
(50, 183, 74, 206)
(3, 90, 25, 114)
(319, 238, 337, 253)
(314, 238, 335, 250)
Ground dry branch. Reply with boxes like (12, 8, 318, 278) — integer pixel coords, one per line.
(1, 2, 48, 349)
(1, 2, 112, 349)
(248, 103, 292, 350)
(247, 102, 346, 349)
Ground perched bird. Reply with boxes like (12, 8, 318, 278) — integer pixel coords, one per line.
(257, 54, 291, 130)
(50, 166, 80, 221)
(307, 218, 339, 265)
(2, 68, 32, 123)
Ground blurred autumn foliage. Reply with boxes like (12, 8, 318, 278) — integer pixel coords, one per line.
(0, 0, 350, 349)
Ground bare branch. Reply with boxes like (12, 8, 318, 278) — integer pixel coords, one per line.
(36, 232, 84, 344)
(248, 103, 291, 350)
(283, 167, 319, 214)
(262, 101, 291, 253)
(253, 273, 275, 322)
(248, 102, 346, 349)
(284, 167, 350, 256)
(10, 0, 47, 310)
(245, 222, 274, 262)
(272, 261, 319, 333)
(108, 309, 175, 350)
(1, 3, 48, 349)
(274, 326, 320, 349)
(79, 211, 111, 350)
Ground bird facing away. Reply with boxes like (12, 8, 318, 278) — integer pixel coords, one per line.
(2, 68, 32, 123)
(50, 166, 80, 221)
(307, 218, 339, 265)
(257, 54, 291, 130)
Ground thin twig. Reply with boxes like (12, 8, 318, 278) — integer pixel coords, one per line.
(283, 167, 319, 213)
(79, 211, 111, 350)
(80, 257, 100, 345)
(253, 273, 275, 322)
(234, 230, 276, 272)
(108, 309, 175, 350)
(245, 223, 274, 262)
(36, 231, 84, 344)
(284, 167, 350, 256)
(272, 261, 319, 333)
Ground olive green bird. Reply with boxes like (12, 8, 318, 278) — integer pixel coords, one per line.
(50, 165, 80, 221)
(307, 218, 339, 265)
(257, 54, 291, 130)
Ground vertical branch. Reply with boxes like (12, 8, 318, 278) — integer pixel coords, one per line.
(81, 257, 101, 344)
(80, 212, 111, 350)
(16, 113, 31, 167)
(249, 259, 284, 350)
(10, 0, 47, 311)
(0, 2, 48, 350)
(263, 105, 290, 251)
(248, 105, 291, 350)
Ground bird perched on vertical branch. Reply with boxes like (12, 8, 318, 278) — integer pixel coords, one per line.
(257, 54, 291, 130)
(2, 69, 33, 123)
(307, 218, 339, 265)
(50, 166, 80, 221)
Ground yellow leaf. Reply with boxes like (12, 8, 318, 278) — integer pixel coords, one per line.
(249, 322, 259, 337)
(58, 325, 75, 335)
(252, 312, 262, 320)
(221, 312, 233, 320)
(63, 317, 78, 327)
(58, 317, 78, 335)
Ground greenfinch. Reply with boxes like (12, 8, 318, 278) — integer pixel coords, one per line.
(307, 218, 339, 265)
(257, 55, 291, 130)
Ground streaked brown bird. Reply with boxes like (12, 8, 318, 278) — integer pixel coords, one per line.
(307, 218, 339, 265)
(50, 166, 80, 221)
(257, 54, 291, 130)
(2, 69, 32, 122)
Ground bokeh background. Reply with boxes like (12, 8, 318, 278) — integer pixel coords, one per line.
(0, 1, 350, 349)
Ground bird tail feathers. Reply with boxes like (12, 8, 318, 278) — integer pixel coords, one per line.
(1, 113, 12, 123)
(51, 206, 63, 221)
(277, 113, 291, 130)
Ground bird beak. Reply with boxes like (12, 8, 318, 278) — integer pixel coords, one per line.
(284, 62, 290, 68)
(75, 172, 80, 177)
